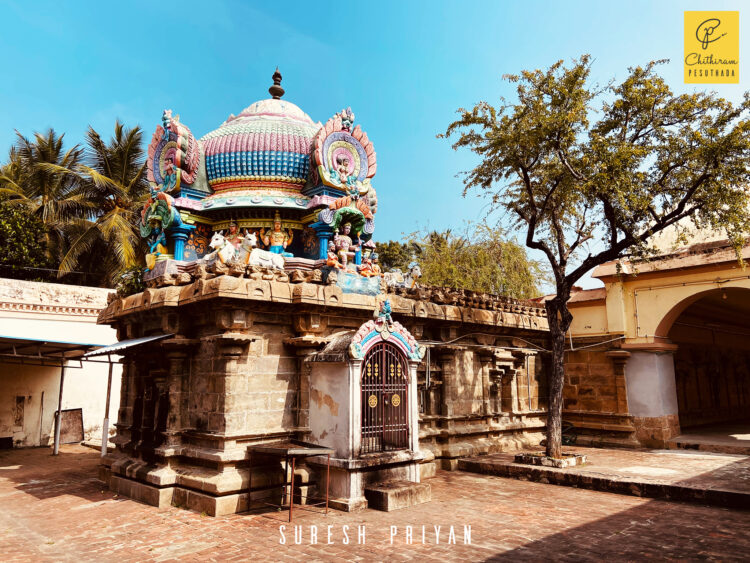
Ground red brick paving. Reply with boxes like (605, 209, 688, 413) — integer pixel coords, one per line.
(1, 445, 749, 562)
(460, 445, 750, 507)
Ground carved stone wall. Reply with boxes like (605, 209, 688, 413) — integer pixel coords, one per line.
(98, 272, 549, 515)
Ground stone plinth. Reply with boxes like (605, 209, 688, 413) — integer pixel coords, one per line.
(364, 480, 432, 511)
(97, 268, 549, 515)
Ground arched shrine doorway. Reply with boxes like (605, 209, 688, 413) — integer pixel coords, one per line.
(304, 316, 426, 509)
(361, 341, 409, 454)
(666, 288, 750, 429)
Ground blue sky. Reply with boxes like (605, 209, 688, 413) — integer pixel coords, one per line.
(1, 0, 748, 287)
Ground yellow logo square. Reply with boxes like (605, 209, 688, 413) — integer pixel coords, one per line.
(684, 11, 739, 84)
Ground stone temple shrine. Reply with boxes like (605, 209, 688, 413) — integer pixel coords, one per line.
(96, 71, 551, 515)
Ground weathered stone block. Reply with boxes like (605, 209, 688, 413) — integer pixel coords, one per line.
(110, 475, 174, 508)
(587, 364, 615, 377)
(565, 363, 589, 376)
(597, 385, 618, 398)
(514, 452, 587, 468)
(224, 392, 269, 412)
(364, 480, 431, 511)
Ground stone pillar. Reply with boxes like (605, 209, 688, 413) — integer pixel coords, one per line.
(310, 221, 334, 260)
(164, 350, 188, 448)
(500, 367, 519, 414)
(623, 346, 681, 447)
(198, 331, 257, 436)
(512, 350, 531, 412)
(436, 348, 458, 416)
(605, 350, 630, 414)
(115, 359, 135, 451)
(298, 359, 312, 430)
(477, 351, 494, 415)
(167, 224, 196, 261)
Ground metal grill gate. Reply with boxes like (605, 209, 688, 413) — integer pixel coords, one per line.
(361, 341, 409, 454)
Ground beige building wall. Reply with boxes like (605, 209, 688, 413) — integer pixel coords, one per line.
(564, 241, 750, 448)
(0, 279, 121, 448)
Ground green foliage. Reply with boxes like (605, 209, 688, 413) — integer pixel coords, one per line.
(54, 121, 150, 286)
(0, 129, 88, 266)
(375, 240, 415, 272)
(405, 224, 545, 299)
(443, 55, 750, 458)
(0, 122, 150, 287)
(0, 198, 56, 282)
(116, 265, 145, 297)
(443, 56, 750, 299)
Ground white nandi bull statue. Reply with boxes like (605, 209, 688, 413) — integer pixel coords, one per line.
(239, 231, 285, 270)
(384, 261, 422, 289)
(204, 231, 236, 264)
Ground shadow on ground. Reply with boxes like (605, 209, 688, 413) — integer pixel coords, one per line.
(0, 445, 109, 502)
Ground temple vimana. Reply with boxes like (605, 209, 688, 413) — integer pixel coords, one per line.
(97, 71, 750, 515)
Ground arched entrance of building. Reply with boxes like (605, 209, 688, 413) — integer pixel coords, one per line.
(662, 288, 750, 430)
(360, 341, 410, 454)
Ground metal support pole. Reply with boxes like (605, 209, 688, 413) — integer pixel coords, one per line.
(289, 456, 295, 522)
(325, 453, 330, 515)
(39, 391, 44, 445)
(282, 455, 289, 506)
(53, 364, 66, 455)
(101, 357, 113, 457)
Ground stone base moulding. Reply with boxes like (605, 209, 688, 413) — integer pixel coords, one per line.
(514, 452, 587, 468)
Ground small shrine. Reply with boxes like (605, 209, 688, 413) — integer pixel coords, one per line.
(140, 69, 383, 294)
(96, 71, 551, 517)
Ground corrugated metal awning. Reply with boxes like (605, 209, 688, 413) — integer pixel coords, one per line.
(83, 334, 174, 358)
(0, 335, 99, 361)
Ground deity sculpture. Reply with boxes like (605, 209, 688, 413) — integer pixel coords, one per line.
(371, 252, 382, 276)
(362, 240, 376, 261)
(326, 241, 344, 269)
(329, 154, 358, 193)
(224, 220, 244, 255)
(140, 186, 181, 251)
(357, 256, 377, 277)
(333, 223, 360, 269)
(161, 109, 173, 141)
(145, 219, 168, 271)
(339, 107, 355, 132)
(261, 212, 294, 257)
(376, 298, 394, 327)
(312, 107, 379, 239)
(162, 157, 177, 192)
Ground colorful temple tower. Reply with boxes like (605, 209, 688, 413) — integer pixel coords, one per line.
(140, 69, 379, 278)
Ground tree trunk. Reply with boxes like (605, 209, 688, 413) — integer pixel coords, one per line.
(545, 294, 572, 459)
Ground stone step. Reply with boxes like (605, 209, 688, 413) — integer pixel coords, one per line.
(667, 438, 750, 456)
(458, 455, 750, 509)
(364, 480, 431, 511)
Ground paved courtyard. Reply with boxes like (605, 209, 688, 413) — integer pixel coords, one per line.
(460, 444, 750, 508)
(1, 445, 749, 562)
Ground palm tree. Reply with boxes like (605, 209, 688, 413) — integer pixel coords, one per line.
(0, 130, 89, 264)
(54, 121, 150, 286)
